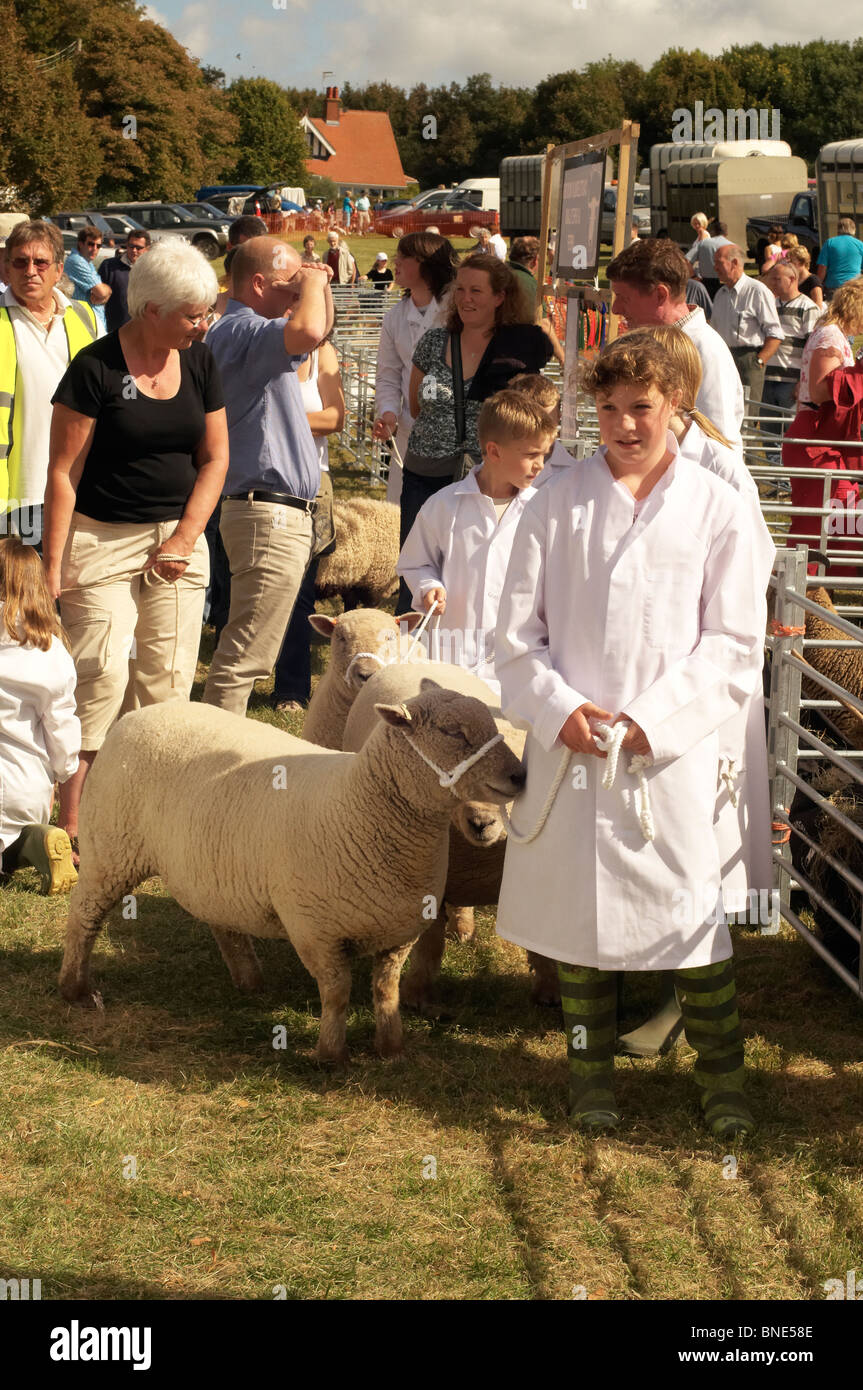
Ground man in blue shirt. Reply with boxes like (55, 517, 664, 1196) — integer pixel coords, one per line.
(63, 228, 112, 332)
(201, 236, 333, 715)
(816, 217, 863, 298)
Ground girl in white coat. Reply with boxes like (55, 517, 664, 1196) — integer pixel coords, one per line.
(494, 337, 768, 1138)
(0, 537, 80, 894)
(397, 392, 554, 695)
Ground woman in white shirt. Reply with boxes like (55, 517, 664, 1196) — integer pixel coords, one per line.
(0, 537, 80, 893)
(371, 232, 458, 504)
(271, 334, 345, 712)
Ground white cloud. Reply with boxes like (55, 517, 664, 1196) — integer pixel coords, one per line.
(176, 2, 212, 60)
(142, 4, 170, 27)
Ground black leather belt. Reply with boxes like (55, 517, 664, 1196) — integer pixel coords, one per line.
(225, 490, 316, 513)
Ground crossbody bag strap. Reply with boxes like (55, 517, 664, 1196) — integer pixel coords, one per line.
(450, 330, 466, 449)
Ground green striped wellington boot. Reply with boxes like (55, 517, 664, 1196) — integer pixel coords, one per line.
(557, 963, 620, 1131)
(674, 959, 755, 1140)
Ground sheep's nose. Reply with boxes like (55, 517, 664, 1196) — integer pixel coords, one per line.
(509, 769, 526, 790)
(354, 669, 372, 682)
(468, 813, 496, 832)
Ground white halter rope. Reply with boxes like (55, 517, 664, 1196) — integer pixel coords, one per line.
(403, 598, 441, 660)
(594, 721, 655, 842)
(343, 648, 393, 685)
(720, 757, 739, 809)
(400, 727, 504, 794)
(60, 553, 187, 690)
(499, 747, 572, 845)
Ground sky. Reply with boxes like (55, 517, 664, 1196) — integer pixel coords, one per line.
(142, 1, 857, 92)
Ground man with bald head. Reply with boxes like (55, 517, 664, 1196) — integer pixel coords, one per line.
(202, 236, 333, 714)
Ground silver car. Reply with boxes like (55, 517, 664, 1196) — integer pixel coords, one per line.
(99, 202, 230, 259)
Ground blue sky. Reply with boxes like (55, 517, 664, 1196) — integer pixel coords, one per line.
(143, 2, 855, 91)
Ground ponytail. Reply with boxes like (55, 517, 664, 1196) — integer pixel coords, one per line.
(685, 408, 733, 451)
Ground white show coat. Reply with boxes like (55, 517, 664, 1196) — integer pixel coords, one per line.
(0, 614, 80, 852)
(681, 307, 745, 463)
(374, 292, 448, 501)
(397, 465, 540, 695)
(493, 440, 767, 970)
(677, 416, 775, 908)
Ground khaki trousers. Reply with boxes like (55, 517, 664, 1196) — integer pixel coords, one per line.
(60, 513, 209, 749)
(202, 497, 313, 716)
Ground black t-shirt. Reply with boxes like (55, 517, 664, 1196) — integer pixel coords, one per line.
(367, 266, 394, 289)
(799, 273, 821, 301)
(52, 334, 223, 523)
(468, 323, 554, 402)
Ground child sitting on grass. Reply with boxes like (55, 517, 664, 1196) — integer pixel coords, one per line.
(0, 537, 80, 894)
(397, 390, 554, 695)
(494, 335, 769, 1140)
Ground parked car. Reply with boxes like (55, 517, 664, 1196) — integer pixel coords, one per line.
(746, 190, 820, 265)
(375, 197, 497, 238)
(100, 212, 149, 240)
(178, 202, 237, 226)
(202, 187, 303, 217)
(600, 184, 652, 244)
(100, 202, 230, 258)
(50, 210, 118, 249)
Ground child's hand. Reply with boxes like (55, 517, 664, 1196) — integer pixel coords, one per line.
(559, 701, 614, 757)
(425, 586, 446, 615)
(614, 715, 652, 757)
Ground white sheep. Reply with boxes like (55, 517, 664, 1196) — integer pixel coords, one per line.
(301, 607, 422, 750)
(58, 690, 525, 1062)
(344, 660, 560, 1009)
(314, 497, 401, 611)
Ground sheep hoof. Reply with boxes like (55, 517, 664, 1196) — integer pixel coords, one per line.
(314, 1044, 350, 1066)
(375, 1037, 404, 1060)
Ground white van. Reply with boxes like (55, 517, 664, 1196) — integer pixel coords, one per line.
(452, 177, 500, 212)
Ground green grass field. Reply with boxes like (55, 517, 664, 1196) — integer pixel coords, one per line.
(1, 462, 862, 1302)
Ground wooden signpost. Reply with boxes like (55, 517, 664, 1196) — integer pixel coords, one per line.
(535, 118, 641, 342)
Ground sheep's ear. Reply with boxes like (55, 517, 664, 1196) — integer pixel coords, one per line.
(375, 701, 413, 728)
(396, 611, 424, 633)
(309, 615, 338, 636)
(419, 677, 443, 693)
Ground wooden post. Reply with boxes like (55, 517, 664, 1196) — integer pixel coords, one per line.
(608, 119, 640, 343)
(535, 144, 555, 322)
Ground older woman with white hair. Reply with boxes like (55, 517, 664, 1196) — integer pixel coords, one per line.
(43, 238, 228, 857)
(685, 212, 710, 263)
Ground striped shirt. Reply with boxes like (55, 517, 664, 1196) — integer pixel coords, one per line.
(765, 293, 822, 383)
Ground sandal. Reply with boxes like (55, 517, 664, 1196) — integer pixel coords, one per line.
(274, 699, 304, 714)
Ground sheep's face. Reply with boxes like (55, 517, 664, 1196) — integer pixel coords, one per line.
(310, 608, 424, 693)
(451, 800, 507, 846)
(376, 688, 526, 807)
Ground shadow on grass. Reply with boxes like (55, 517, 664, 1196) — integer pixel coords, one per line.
(0, 888, 861, 1164)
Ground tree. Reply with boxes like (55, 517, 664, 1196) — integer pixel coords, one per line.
(0, 1, 101, 211)
(636, 49, 744, 151)
(225, 78, 309, 186)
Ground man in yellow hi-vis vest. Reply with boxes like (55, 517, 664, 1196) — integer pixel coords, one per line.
(1, 220, 100, 551)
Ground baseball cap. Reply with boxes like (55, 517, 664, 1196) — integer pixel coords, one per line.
(375, 252, 388, 262)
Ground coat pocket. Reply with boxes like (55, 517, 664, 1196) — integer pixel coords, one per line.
(643, 561, 701, 650)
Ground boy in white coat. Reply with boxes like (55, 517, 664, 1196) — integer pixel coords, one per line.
(397, 391, 554, 695)
(494, 336, 768, 1139)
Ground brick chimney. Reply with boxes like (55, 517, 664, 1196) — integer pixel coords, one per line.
(324, 85, 341, 126)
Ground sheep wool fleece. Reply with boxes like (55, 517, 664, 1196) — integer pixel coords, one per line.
(494, 442, 769, 971)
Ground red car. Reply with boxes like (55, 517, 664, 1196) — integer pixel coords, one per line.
(374, 197, 497, 238)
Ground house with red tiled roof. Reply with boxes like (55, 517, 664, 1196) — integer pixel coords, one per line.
(302, 87, 410, 196)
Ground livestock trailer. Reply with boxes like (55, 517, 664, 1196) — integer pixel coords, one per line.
(665, 154, 808, 250)
(816, 140, 863, 241)
(500, 155, 545, 237)
(649, 138, 792, 235)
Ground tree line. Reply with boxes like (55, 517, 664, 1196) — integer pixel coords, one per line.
(2, 0, 862, 213)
